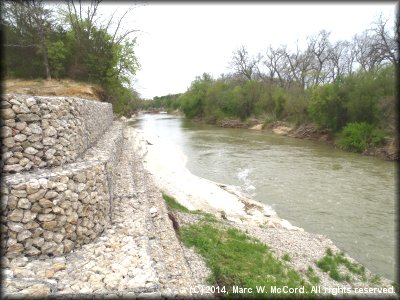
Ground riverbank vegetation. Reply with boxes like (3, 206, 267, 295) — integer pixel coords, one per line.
(147, 16, 397, 155)
(317, 248, 367, 283)
(2, 0, 141, 116)
(181, 223, 315, 297)
(163, 193, 317, 297)
(163, 193, 396, 297)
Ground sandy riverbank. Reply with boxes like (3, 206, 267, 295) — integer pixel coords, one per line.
(131, 127, 302, 231)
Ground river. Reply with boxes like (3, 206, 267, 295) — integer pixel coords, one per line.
(132, 113, 397, 282)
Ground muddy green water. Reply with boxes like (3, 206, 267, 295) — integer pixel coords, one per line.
(134, 114, 397, 281)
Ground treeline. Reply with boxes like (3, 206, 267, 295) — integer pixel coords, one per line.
(2, 0, 141, 116)
(141, 93, 182, 111)
(148, 16, 397, 153)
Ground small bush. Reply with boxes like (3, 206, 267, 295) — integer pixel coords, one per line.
(337, 122, 385, 153)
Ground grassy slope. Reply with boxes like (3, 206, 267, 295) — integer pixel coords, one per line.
(163, 192, 397, 298)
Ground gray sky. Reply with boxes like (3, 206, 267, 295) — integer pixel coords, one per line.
(103, 2, 397, 99)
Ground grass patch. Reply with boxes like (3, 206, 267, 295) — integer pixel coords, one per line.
(305, 266, 320, 285)
(370, 275, 382, 285)
(162, 193, 190, 213)
(316, 248, 366, 282)
(282, 253, 291, 262)
(181, 223, 314, 297)
(197, 212, 218, 223)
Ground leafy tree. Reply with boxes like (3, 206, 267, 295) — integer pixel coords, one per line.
(2, 1, 142, 116)
(308, 82, 347, 131)
(179, 73, 213, 119)
(3, 0, 55, 79)
(47, 40, 68, 78)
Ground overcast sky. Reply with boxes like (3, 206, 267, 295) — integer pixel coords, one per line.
(102, 2, 397, 99)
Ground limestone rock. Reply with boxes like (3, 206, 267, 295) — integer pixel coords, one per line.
(13, 267, 35, 278)
(29, 123, 42, 134)
(63, 239, 74, 253)
(26, 246, 41, 256)
(8, 222, 24, 233)
(3, 164, 24, 173)
(17, 113, 40, 122)
(28, 189, 46, 201)
(22, 211, 37, 223)
(44, 190, 58, 199)
(24, 146, 38, 155)
(19, 283, 51, 297)
(14, 134, 27, 142)
(0, 126, 12, 138)
(9, 209, 24, 222)
(3, 137, 15, 148)
(43, 137, 55, 146)
(17, 198, 31, 209)
(26, 179, 40, 194)
(44, 126, 57, 137)
(1, 108, 15, 119)
(25, 97, 37, 107)
(7, 243, 24, 254)
(43, 220, 58, 231)
(17, 230, 32, 242)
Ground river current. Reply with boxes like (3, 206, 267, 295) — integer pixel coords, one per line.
(133, 113, 397, 281)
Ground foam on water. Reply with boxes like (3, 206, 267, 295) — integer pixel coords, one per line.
(237, 168, 257, 196)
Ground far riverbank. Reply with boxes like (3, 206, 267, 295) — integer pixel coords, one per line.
(185, 115, 398, 161)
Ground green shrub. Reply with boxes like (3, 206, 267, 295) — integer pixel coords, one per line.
(308, 82, 347, 131)
(337, 122, 385, 152)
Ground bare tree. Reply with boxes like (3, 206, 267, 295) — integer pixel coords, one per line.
(328, 40, 354, 81)
(282, 41, 313, 89)
(307, 30, 331, 85)
(353, 31, 381, 72)
(264, 46, 287, 87)
(228, 45, 261, 81)
(370, 15, 397, 65)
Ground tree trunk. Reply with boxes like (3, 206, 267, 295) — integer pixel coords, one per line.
(43, 48, 51, 80)
(39, 29, 51, 80)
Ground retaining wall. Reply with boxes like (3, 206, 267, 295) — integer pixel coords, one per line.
(1, 94, 113, 173)
(1, 94, 123, 258)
